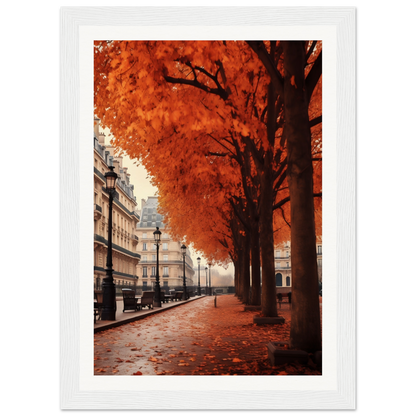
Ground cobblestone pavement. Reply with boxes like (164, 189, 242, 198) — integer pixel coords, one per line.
(94, 295, 321, 376)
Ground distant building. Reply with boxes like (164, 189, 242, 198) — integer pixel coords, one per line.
(93, 118, 141, 289)
(135, 197, 195, 290)
(275, 236, 323, 288)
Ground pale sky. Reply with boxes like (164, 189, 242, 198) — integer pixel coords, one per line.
(103, 128, 234, 278)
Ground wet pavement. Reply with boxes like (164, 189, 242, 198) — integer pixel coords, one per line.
(94, 295, 308, 376)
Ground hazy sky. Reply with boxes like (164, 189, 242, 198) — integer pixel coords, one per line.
(103, 128, 234, 278)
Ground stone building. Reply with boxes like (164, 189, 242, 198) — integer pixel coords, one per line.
(93, 118, 141, 289)
(274, 236, 323, 289)
(135, 196, 195, 290)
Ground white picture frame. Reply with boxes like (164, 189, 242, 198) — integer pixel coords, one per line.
(60, 6, 356, 409)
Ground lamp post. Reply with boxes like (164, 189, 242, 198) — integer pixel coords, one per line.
(208, 262, 212, 296)
(181, 244, 187, 300)
(101, 166, 118, 320)
(205, 266, 208, 296)
(153, 227, 162, 307)
(197, 257, 201, 296)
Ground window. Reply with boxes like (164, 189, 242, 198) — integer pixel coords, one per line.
(152, 255, 156, 261)
(142, 232, 147, 238)
(286, 276, 291, 286)
(318, 259, 322, 267)
(152, 244, 156, 251)
(276, 250, 280, 258)
(143, 267, 147, 277)
(286, 251, 289, 258)
(142, 255, 147, 261)
(163, 243, 168, 251)
(286, 262, 289, 268)
(318, 245, 322, 254)
(163, 267, 169, 276)
(275, 273, 282, 286)
(151, 266, 156, 276)
(143, 243, 147, 251)
(163, 281, 168, 287)
(143, 281, 148, 288)
(163, 255, 168, 261)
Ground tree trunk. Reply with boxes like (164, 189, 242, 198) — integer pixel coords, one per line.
(259, 150, 278, 317)
(241, 232, 251, 304)
(250, 220, 261, 305)
(283, 41, 321, 352)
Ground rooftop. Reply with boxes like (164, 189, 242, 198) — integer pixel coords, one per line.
(138, 197, 165, 229)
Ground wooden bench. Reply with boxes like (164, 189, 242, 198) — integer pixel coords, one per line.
(161, 291, 172, 303)
(137, 291, 155, 309)
(173, 291, 184, 301)
(122, 288, 139, 312)
(94, 290, 103, 322)
(276, 292, 292, 307)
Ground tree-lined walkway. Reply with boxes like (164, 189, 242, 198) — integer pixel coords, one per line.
(94, 295, 322, 376)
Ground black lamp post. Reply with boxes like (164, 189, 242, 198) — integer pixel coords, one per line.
(101, 166, 118, 320)
(197, 257, 201, 296)
(153, 227, 162, 307)
(208, 262, 212, 296)
(181, 244, 187, 300)
(205, 266, 208, 296)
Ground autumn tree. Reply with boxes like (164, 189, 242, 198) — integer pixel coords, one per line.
(94, 41, 323, 351)
(248, 40, 322, 351)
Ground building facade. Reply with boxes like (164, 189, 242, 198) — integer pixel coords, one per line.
(135, 197, 195, 290)
(94, 118, 141, 289)
(274, 236, 323, 288)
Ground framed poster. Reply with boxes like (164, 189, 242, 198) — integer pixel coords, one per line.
(60, 7, 356, 409)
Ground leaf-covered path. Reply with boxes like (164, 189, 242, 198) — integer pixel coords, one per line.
(94, 295, 321, 376)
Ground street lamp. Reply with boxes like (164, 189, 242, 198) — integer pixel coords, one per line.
(101, 166, 118, 320)
(208, 262, 212, 296)
(197, 257, 201, 296)
(153, 227, 162, 307)
(205, 266, 208, 296)
(181, 244, 187, 300)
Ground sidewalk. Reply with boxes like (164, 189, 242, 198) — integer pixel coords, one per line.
(94, 294, 322, 375)
(94, 295, 205, 333)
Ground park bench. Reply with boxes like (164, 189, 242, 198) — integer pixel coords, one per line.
(276, 292, 292, 307)
(94, 290, 103, 322)
(137, 291, 155, 309)
(161, 291, 172, 303)
(122, 288, 139, 312)
(173, 291, 184, 301)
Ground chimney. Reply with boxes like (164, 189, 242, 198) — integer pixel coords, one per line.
(99, 131, 106, 145)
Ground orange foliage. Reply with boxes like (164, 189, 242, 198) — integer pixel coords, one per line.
(94, 40, 322, 264)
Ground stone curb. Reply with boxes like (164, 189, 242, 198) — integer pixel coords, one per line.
(94, 296, 205, 333)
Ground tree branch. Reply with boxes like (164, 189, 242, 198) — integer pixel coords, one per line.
(309, 115, 322, 128)
(305, 50, 322, 103)
(164, 74, 229, 100)
(305, 41, 317, 62)
(246, 41, 284, 96)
